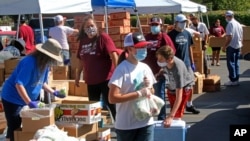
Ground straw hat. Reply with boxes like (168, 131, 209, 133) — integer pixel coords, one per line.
(36, 39, 63, 62)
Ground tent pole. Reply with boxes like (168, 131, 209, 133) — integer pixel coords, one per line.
(39, 14, 45, 43)
(206, 13, 210, 29)
(104, 6, 109, 34)
(16, 14, 21, 39)
(135, 9, 142, 34)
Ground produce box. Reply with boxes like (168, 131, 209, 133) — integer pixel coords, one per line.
(4, 57, 21, 75)
(203, 74, 221, 92)
(194, 72, 203, 94)
(98, 127, 111, 141)
(14, 128, 35, 141)
(55, 100, 101, 124)
(154, 120, 187, 141)
(52, 66, 69, 80)
(208, 36, 226, 47)
(20, 106, 55, 132)
(109, 12, 130, 20)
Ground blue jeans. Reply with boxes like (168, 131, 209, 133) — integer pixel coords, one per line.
(153, 77, 166, 120)
(62, 50, 70, 65)
(226, 46, 240, 82)
(116, 125, 154, 141)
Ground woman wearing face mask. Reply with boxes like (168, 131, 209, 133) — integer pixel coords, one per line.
(143, 16, 175, 120)
(168, 14, 200, 115)
(109, 32, 156, 141)
(155, 45, 194, 128)
(76, 15, 118, 121)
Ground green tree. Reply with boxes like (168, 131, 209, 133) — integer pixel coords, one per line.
(191, 0, 250, 11)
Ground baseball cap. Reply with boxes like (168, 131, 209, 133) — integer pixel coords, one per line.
(225, 10, 234, 16)
(175, 14, 187, 22)
(149, 17, 162, 25)
(124, 32, 151, 48)
(55, 15, 64, 22)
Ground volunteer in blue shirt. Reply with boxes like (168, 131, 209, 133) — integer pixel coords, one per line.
(1, 39, 66, 141)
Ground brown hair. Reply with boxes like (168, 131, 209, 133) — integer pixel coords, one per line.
(117, 49, 128, 65)
(156, 45, 175, 60)
(77, 14, 99, 41)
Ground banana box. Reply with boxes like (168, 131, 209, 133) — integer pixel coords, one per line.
(55, 100, 101, 124)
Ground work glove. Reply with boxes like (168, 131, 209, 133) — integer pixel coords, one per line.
(191, 63, 196, 71)
(143, 76, 151, 88)
(136, 87, 152, 97)
(28, 101, 39, 109)
(53, 90, 66, 98)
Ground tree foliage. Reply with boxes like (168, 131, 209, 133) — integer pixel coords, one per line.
(191, 0, 250, 11)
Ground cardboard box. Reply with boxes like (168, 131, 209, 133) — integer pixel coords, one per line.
(109, 12, 130, 20)
(20, 107, 55, 132)
(96, 21, 105, 29)
(69, 42, 79, 50)
(108, 26, 124, 35)
(94, 14, 106, 21)
(192, 36, 202, 51)
(141, 25, 150, 33)
(203, 83, 221, 92)
(139, 17, 149, 25)
(74, 15, 87, 23)
(194, 72, 203, 94)
(0, 67, 4, 86)
(74, 22, 82, 29)
(4, 58, 21, 74)
(114, 41, 123, 48)
(243, 26, 250, 40)
(68, 35, 78, 43)
(203, 74, 221, 92)
(98, 127, 111, 141)
(49, 80, 69, 96)
(68, 80, 88, 97)
(154, 120, 187, 141)
(242, 40, 250, 55)
(55, 100, 101, 124)
(57, 122, 98, 138)
(131, 27, 139, 32)
(208, 36, 226, 47)
(52, 66, 69, 80)
(109, 34, 122, 42)
(0, 112, 7, 134)
(108, 19, 130, 27)
(193, 51, 204, 74)
(14, 128, 35, 141)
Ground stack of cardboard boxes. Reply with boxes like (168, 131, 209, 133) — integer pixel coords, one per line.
(242, 26, 250, 56)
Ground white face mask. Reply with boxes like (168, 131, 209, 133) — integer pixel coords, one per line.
(178, 22, 186, 30)
(157, 61, 167, 67)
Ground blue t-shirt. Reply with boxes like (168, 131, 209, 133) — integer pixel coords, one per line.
(168, 29, 193, 67)
(1, 56, 49, 105)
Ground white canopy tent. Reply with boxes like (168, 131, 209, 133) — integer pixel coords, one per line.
(169, 0, 207, 13)
(0, 0, 92, 42)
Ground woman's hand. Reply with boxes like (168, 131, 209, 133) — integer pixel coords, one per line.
(163, 116, 173, 128)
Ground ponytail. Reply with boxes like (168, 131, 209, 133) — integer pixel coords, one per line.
(118, 50, 128, 65)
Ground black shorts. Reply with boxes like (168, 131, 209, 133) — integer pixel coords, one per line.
(212, 47, 221, 51)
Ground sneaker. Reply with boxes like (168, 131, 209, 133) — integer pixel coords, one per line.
(216, 63, 220, 66)
(186, 105, 200, 114)
(224, 81, 239, 86)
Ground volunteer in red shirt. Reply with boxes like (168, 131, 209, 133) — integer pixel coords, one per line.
(75, 15, 118, 121)
(18, 15, 35, 54)
(143, 17, 175, 120)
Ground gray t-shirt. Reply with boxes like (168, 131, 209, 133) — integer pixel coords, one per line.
(226, 19, 243, 49)
(163, 57, 194, 90)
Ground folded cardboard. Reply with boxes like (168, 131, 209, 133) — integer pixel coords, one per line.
(55, 100, 101, 124)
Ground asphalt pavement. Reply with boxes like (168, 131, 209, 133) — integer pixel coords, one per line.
(108, 59, 250, 141)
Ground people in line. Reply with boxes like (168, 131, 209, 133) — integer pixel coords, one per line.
(1, 39, 66, 141)
(209, 19, 225, 66)
(168, 14, 199, 114)
(108, 32, 156, 141)
(18, 15, 35, 55)
(75, 15, 118, 121)
(156, 45, 194, 127)
(144, 17, 175, 120)
(49, 15, 79, 65)
(222, 10, 243, 86)
(190, 15, 210, 78)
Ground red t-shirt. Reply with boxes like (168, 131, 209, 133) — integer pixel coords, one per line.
(77, 32, 117, 85)
(209, 25, 225, 37)
(18, 24, 35, 54)
(144, 32, 176, 74)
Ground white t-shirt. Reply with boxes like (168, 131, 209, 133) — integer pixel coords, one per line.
(108, 60, 156, 130)
(226, 19, 243, 49)
(190, 22, 209, 40)
(49, 25, 74, 50)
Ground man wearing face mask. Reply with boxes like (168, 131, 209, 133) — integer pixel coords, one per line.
(168, 14, 200, 114)
(190, 16, 209, 78)
(144, 17, 175, 120)
(222, 10, 243, 86)
(49, 15, 79, 65)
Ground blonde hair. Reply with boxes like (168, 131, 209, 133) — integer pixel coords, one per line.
(156, 45, 175, 60)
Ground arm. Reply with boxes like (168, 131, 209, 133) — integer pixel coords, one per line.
(75, 59, 83, 86)
(43, 83, 56, 94)
(15, 84, 31, 105)
(109, 51, 119, 67)
(189, 46, 194, 65)
(222, 35, 232, 52)
(108, 84, 140, 104)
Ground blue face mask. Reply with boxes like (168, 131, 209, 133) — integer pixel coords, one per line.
(151, 26, 161, 34)
(135, 48, 147, 61)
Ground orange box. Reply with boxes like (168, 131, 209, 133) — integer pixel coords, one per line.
(140, 17, 149, 25)
(108, 26, 124, 35)
(74, 15, 87, 23)
(52, 66, 69, 80)
(96, 21, 105, 29)
(123, 26, 131, 34)
(114, 41, 123, 48)
(243, 26, 250, 40)
(110, 12, 130, 20)
(94, 14, 106, 21)
(69, 42, 79, 50)
(131, 27, 139, 32)
(109, 34, 121, 42)
(208, 36, 226, 47)
(108, 19, 130, 27)
(141, 25, 150, 33)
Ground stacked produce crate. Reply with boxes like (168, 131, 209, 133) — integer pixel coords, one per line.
(241, 26, 250, 56)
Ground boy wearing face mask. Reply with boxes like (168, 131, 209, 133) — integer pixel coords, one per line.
(76, 15, 118, 121)
(49, 15, 79, 65)
(168, 14, 200, 114)
(143, 17, 175, 120)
